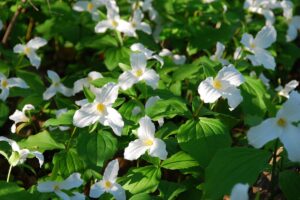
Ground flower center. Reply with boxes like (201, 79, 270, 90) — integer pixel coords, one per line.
(87, 2, 94, 12)
(53, 184, 60, 191)
(143, 139, 154, 146)
(250, 42, 256, 49)
(132, 22, 137, 28)
(104, 181, 112, 189)
(97, 103, 105, 113)
(212, 80, 222, 89)
(277, 118, 287, 127)
(53, 82, 60, 87)
(24, 47, 31, 55)
(1, 80, 8, 88)
(135, 69, 143, 77)
(112, 20, 118, 27)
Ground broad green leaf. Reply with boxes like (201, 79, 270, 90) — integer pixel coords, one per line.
(18, 131, 65, 152)
(83, 87, 95, 102)
(119, 100, 144, 122)
(204, 147, 271, 199)
(159, 180, 187, 200)
(172, 64, 201, 81)
(177, 117, 231, 167)
(129, 193, 152, 200)
(161, 151, 199, 170)
(279, 171, 300, 200)
(44, 110, 75, 127)
(122, 165, 161, 194)
(90, 77, 117, 88)
(0, 181, 34, 200)
(104, 47, 130, 71)
(16, 70, 45, 94)
(77, 130, 118, 167)
(52, 148, 86, 177)
(0, 102, 9, 126)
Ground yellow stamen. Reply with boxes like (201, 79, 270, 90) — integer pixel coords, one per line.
(53, 82, 60, 87)
(143, 139, 153, 146)
(97, 103, 105, 113)
(277, 118, 287, 127)
(112, 20, 118, 27)
(53, 185, 60, 191)
(87, 2, 94, 12)
(212, 80, 222, 89)
(1, 80, 8, 88)
(24, 47, 31, 55)
(132, 22, 137, 28)
(250, 42, 256, 49)
(104, 181, 112, 189)
(135, 69, 143, 77)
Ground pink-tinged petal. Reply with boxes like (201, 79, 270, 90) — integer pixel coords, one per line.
(43, 85, 57, 100)
(109, 183, 126, 200)
(95, 20, 112, 33)
(104, 107, 124, 136)
(247, 118, 282, 148)
(13, 44, 25, 54)
(118, 71, 138, 90)
(60, 173, 83, 190)
(27, 37, 47, 49)
(7, 78, 29, 88)
(254, 25, 276, 48)
(103, 159, 119, 183)
(89, 182, 105, 198)
(73, 103, 100, 127)
(216, 65, 244, 87)
(137, 115, 155, 139)
(198, 77, 222, 103)
(124, 139, 149, 160)
(279, 124, 300, 162)
(141, 69, 159, 89)
(149, 138, 168, 160)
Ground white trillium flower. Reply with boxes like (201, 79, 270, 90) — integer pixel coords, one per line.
(230, 183, 249, 200)
(13, 37, 47, 69)
(89, 159, 126, 200)
(130, 43, 164, 67)
(210, 42, 230, 65)
(73, 82, 124, 136)
(118, 53, 159, 90)
(37, 173, 83, 200)
(281, 0, 300, 42)
(43, 70, 73, 100)
(276, 80, 299, 98)
(124, 115, 168, 160)
(9, 104, 35, 133)
(95, 8, 135, 37)
(0, 73, 29, 101)
(247, 91, 300, 162)
(241, 25, 277, 70)
(159, 48, 186, 65)
(131, 9, 152, 35)
(198, 65, 245, 111)
(0, 136, 44, 167)
(73, 0, 105, 21)
(70, 192, 86, 200)
(73, 71, 103, 95)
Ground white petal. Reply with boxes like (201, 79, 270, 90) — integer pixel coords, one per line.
(57, 84, 73, 97)
(70, 192, 86, 200)
(286, 24, 298, 42)
(254, 48, 276, 70)
(104, 107, 124, 136)
(222, 86, 243, 111)
(9, 110, 28, 124)
(145, 96, 160, 109)
(37, 181, 57, 192)
(130, 43, 153, 58)
(277, 91, 300, 122)
(149, 138, 168, 160)
(88, 71, 103, 80)
(130, 52, 147, 71)
(211, 42, 225, 61)
(254, 25, 276, 48)
(198, 77, 222, 103)
(103, 159, 119, 183)
(216, 65, 245, 86)
(141, 69, 159, 89)
(279, 125, 300, 162)
(89, 182, 105, 198)
(60, 173, 83, 190)
(247, 118, 282, 148)
(55, 190, 71, 200)
(27, 37, 47, 49)
(118, 71, 138, 90)
(159, 48, 172, 57)
(241, 33, 254, 49)
(230, 183, 249, 200)
(137, 115, 155, 139)
(0, 88, 9, 101)
(95, 20, 112, 33)
(47, 70, 61, 83)
(0, 136, 20, 152)
(262, 9, 275, 25)
(30, 151, 44, 167)
(75, 99, 89, 106)
(117, 19, 136, 37)
(172, 54, 186, 65)
(95, 82, 119, 105)
(73, 1, 89, 12)
(7, 78, 29, 88)
(138, 22, 152, 34)
(152, 55, 164, 67)
(73, 78, 88, 94)
(73, 103, 100, 127)
(109, 183, 126, 200)
(247, 55, 260, 66)
(22, 104, 35, 112)
(13, 44, 25, 54)
(124, 139, 149, 160)
(43, 85, 57, 100)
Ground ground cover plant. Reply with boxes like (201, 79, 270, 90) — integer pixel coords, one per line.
(0, 0, 300, 199)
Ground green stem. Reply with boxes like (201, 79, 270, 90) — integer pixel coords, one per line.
(193, 101, 203, 118)
(115, 30, 123, 47)
(66, 127, 77, 151)
(15, 55, 24, 69)
(6, 165, 13, 183)
(270, 139, 279, 197)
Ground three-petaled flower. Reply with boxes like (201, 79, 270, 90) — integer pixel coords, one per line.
(0, 73, 29, 101)
(9, 104, 35, 133)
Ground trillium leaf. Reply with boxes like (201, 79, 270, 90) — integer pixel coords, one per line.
(104, 47, 130, 71)
(0, 102, 9, 127)
(44, 110, 75, 127)
(161, 151, 200, 170)
(0, 181, 35, 200)
(177, 117, 231, 167)
(204, 147, 271, 199)
(279, 171, 300, 200)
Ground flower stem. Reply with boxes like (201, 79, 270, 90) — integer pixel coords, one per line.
(193, 101, 203, 118)
(6, 165, 13, 183)
(270, 139, 279, 197)
(66, 127, 77, 151)
(115, 31, 123, 47)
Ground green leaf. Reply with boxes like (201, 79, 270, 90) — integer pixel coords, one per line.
(90, 77, 117, 88)
(0, 181, 34, 200)
(16, 70, 45, 94)
(104, 47, 130, 71)
(83, 87, 95, 102)
(204, 147, 271, 199)
(172, 64, 201, 81)
(159, 180, 187, 200)
(0, 102, 9, 126)
(122, 165, 161, 194)
(279, 171, 300, 200)
(129, 193, 152, 200)
(177, 118, 231, 167)
(161, 151, 199, 170)
(44, 110, 75, 127)
(77, 130, 118, 167)
(18, 131, 65, 152)
(52, 148, 86, 177)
